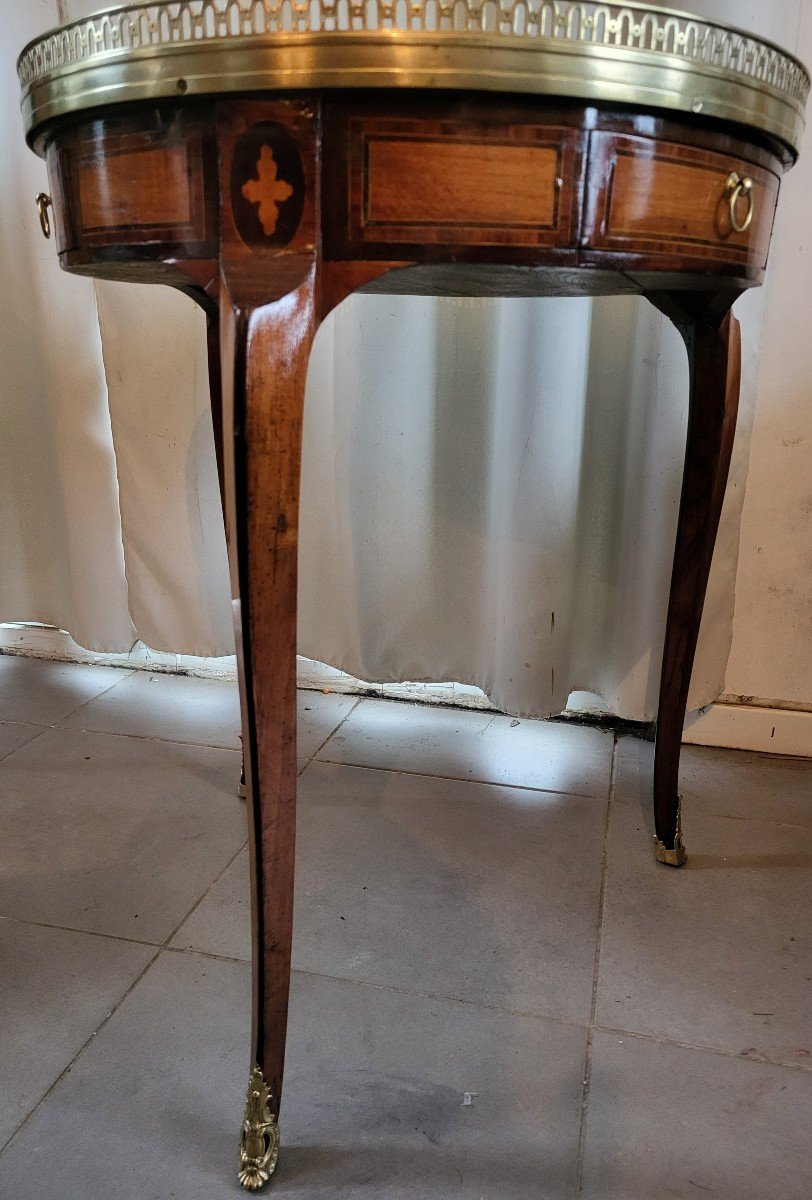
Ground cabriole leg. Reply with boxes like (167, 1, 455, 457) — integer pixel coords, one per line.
(220, 276, 318, 1187)
(213, 97, 324, 1189)
(214, 96, 406, 1184)
(649, 297, 742, 866)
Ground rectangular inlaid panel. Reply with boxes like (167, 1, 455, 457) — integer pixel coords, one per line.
(78, 145, 192, 231)
(364, 138, 561, 231)
(324, 109, 584, 256)
(65, 121, 209, 248)
(585, 132, 780, 267)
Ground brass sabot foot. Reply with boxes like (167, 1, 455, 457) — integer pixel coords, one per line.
(238, 1066, 280, 1190)
(654, 798, 687, 867)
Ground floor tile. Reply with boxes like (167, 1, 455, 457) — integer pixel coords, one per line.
(297, 690, 359, 759)
(581, 1030, 812, 1199)
(60, 673, 356, 759)
(597, 739, 812, 1065)
(60, 670, 242, 749)
(0, 950, 587, 1199)
(0, 950, 249, 1199)
(280, 970, 586, 1198)
(0, 656, 130, 725)
(170, 846, 251, 960)
(0, 721, 47, 761)
(317, 699, 613, 797)
(0, 728, 246, 942)
(174, 761, 607, 1022)
(0, 918, 154, 1147)
(681, 742, 812, 829)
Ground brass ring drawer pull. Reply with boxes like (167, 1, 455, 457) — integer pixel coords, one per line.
(36, 192, 52, 238)
(725, 171, 754, 233)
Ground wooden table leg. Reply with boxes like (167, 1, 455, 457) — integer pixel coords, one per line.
(209, 98, 402, 1187)
(647, 295, 742, 865)
(220, 274, 318, 1189)
(203, 299, 253, 800)
(209, 97, 324, 1188)
(175, 280, 251, 798)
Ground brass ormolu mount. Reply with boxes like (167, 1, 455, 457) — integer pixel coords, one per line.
(654, 798, 687, 867)
(238, 1066, 280, 1190)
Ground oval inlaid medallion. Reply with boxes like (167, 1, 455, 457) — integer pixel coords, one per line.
(231, 122, 305, 249)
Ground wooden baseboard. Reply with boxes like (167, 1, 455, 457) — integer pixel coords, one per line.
(683, 700, 810, 757)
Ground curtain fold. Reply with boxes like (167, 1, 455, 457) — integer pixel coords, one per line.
(0, 0, 797, 719)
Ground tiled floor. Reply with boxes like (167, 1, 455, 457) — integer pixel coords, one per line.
(0, 655, 809, 1198)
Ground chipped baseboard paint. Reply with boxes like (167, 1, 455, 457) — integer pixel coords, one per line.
(0, 623, 497, 707)
(0, 623, 238, 679)
(1, 623, 808, 756)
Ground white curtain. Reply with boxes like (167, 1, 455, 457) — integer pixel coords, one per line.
(0, 1, 802, 719)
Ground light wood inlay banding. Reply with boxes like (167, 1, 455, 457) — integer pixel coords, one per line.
(327, 113, 583, 254)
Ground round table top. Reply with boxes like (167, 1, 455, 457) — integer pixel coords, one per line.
(19, 1, 809, 156)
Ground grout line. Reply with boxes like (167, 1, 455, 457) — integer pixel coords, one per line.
(288, 963, 593, 1029)
(0, 913, 163, 951)
(49, 670, 137, 726)
(0, 836, 249, 1160)
(575, 734, 616, 1194)
(0, 954, 160, 1159)
(0, 720, 52, 730)
(680, 809, 812, 834)
(296, 700, 364, 778)
(48, 693, 364, 760)
(3, 675, 809, 1174)
(151, 837, 249, 950)
(0, 724, 52, 764)
(285, 965, 812, 1075)
(312, 754, 607, 801)
(6, 912, 808, 1082)
(589, 1021, 812, 1072)
(165, 944, 250, 965)
(5, 715, 808, 828)
(52, 724, 242, 754)
(301, 697, 364, 767)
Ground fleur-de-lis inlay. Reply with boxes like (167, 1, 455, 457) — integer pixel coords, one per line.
(241, 144, 294, 236)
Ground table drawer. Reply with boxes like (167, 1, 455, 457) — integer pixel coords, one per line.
(326, 112, 584, 255)
(45, 114, 215, 258)
(584, 132, 780, 269)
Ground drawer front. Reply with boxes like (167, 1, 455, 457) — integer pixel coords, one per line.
(584, 132, 780, 268)
(47, 113, 215, 257)
(75, 131, 207, 246)
(326, 113, 584, 256)
(78, 143, 196, 234)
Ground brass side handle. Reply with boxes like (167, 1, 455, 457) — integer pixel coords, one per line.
(725, 171, 754, 234)
(36, 192, 52, 238)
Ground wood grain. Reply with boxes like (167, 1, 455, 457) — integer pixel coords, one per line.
(44, 108, 215, 256)
(324, 106, 585, 258)
(586, 132, 780, 267)
(364, 137, 561, 232)
(78, 144, 193, 231)
(217, 99, 327, 1118)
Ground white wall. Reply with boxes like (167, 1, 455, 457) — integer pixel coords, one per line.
(722, 5, 812, 712)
